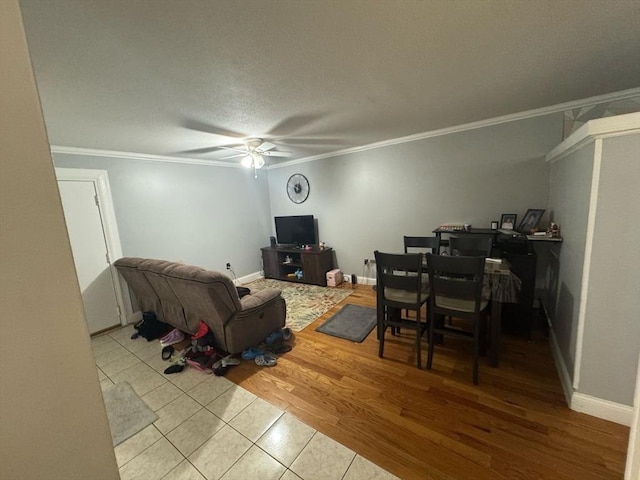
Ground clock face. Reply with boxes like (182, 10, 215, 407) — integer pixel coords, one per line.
(287, 174, 310, 204)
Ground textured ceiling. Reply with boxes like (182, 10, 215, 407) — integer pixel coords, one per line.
(19, 0, 640, 166)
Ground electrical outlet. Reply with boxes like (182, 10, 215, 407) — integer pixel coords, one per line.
(226, 263, 231, 270)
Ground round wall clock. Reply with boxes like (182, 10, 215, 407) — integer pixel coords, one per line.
(286, 173, 310, 204)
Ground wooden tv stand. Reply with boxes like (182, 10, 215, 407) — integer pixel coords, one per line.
(261, 246, 334, 286)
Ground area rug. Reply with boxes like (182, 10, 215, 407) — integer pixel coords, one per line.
(103, 381, 158, 446)
(316, 304, 377, 342)
(246, 278, 352, 331)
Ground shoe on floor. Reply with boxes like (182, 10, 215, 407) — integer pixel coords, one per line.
(264, 328, 293, 345)
(160, 328, 185, 347)
(241, 347, 264, 360)
(255, 353, 277, 367)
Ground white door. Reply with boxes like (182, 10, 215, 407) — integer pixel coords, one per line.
(58, 179, 121, 334)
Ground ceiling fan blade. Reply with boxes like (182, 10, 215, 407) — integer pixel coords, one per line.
(217, 145, 248, 153)
(181, 120, 246, 139)
(220, 153, 247, 159)
(262, 151, 292, 157)
(275, 137, 345, 146)
(175, 146, 225, 155)
(257, 142, 277, 152)
(266, 114, 325, 136)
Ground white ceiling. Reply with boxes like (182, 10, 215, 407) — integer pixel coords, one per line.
(19, 0, 640, 166)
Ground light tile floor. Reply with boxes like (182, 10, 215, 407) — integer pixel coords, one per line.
(94, 325, 400, 480)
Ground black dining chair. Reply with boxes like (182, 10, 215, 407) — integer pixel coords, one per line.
(425, 253, 489, 385)
(402, 236, 440, 319)
(449, 235, 493, 257)
(403, 236, 441, 255)
(374, 250, 429, 369)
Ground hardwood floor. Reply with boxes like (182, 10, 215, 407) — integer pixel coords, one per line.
(227, 284, 629, 480)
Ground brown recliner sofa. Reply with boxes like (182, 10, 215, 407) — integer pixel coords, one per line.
(114, 257, 286, 354)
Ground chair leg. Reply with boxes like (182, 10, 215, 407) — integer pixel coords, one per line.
(376, 305, 383, 341)
(415, 310, 422, 369)
(427, 313, 435, 370)
(473, 322, 480, 385)
(391, 308, 400, 335)
(479, 315, 487, 357)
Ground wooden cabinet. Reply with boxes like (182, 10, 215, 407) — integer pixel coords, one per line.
(261, 246, 334, 286)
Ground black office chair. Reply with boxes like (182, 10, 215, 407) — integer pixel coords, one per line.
(449, 235, 493, 257)
(374, 251, 429, 369)
(426, 253, 489, 384)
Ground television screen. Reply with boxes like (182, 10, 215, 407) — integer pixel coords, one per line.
(274, 215, 316, 246)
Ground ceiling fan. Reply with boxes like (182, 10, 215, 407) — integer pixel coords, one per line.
(218, 138, 291, 174)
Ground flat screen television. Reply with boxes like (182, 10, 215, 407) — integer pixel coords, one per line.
(274, 215, 316, 246)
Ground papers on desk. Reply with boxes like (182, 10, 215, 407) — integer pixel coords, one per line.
(485, 258, 503, 264)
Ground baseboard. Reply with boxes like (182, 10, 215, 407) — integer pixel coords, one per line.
(126, 310, 143, 324)
(357, 275, 376, 286)
(571, 392, 633, 426)
(238, 271, 263, 285)
(543, 303, 633, 426)
(549, 327, 574, 407)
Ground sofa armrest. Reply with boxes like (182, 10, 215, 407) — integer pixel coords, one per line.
(239, 288, 282, 312)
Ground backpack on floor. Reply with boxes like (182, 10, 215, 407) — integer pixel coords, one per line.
(134, 311, 173, 341)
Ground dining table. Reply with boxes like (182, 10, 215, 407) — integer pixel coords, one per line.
(483, 257, 522, 367)
(375, 253, 522, 368)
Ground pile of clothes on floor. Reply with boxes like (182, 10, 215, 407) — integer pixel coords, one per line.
(162, 321, 241, 376)
(130, 311, 293, 375)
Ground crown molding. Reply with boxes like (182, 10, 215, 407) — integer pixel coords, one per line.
(545, 112, 640, 163)
(270, 87, 640, 169)
(50, 145, 241, 168)
(50, 88, 639, 169)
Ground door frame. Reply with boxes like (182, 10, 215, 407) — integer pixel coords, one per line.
(55, 168, 131, 327)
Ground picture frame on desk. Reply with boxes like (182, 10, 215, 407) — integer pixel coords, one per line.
(517, 209, 545, 233)
(500, 213, 517, 230)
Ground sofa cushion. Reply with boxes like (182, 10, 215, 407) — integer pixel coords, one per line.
(138, 259, 188, 331)
(162, 264, 240, 339)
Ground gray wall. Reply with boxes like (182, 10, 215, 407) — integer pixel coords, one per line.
(268, 114, 562, 281)
(53, 154, 273, 278)
(546, 144, 595, 381)
(546, 130, 640, 407)
(580, 134, 640, 405)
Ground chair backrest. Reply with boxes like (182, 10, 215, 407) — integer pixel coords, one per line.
(403, 236, 440, 254)
(374, 250, 424, 308)
(426, 253, 485, 315)
(449, 235, 493, 257)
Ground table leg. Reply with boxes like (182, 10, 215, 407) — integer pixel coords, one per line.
(490, 300, 501, 367)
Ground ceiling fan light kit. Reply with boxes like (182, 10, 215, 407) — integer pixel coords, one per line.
(241, 150, 265, 169)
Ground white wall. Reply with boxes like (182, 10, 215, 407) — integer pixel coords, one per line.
(268, 114, 562, 280)
(0, 1, 119, 477)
